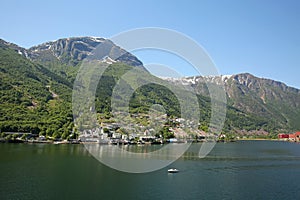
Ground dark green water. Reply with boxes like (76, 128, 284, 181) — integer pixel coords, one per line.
(1, 141, 300, 200)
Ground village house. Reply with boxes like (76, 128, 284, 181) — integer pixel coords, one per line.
(289, 132, 300, 142)
(278, 132, 300, 142)
(278, 133, 289, 140)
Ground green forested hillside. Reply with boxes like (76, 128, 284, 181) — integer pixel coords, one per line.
(0, 44, 74, 139)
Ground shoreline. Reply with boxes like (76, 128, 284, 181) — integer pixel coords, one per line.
(1, 138, 297, 145)
(237, 138, 279, 141)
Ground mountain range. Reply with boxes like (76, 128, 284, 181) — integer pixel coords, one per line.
(1, 37, 299, 138)
(165, 74, 300, 133)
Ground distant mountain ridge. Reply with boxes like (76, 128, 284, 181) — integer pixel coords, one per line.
(165, 73, 300, 132)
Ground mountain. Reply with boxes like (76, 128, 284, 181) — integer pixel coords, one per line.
(25, 37, 143, 81)
(0, 37, 147, 139)
(28, 36, 143, 66)
(1, 37, 300, 139)
(165, 73, 300, 133)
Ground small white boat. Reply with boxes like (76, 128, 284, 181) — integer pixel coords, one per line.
(168, 168, 179, 173)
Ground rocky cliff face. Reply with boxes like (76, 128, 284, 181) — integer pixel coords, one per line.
(166, 73, 300, 131)
(27, 37, 143, 67)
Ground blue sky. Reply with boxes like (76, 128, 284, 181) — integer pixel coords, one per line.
(1, 0, 300, 88)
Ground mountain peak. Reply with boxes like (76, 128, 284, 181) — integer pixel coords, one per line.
(0, 39, 28, 58)
(27, 36, 143, 67)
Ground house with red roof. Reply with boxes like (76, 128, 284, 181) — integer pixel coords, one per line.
(278, 132, 300, 142)
(294, 132, 300, 142)
(278, 134, 289, 140)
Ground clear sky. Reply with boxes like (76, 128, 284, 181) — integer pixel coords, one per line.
(1, 0, 299, 88)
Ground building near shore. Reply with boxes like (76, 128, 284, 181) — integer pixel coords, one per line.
(289, 132, 300, 142)
(278, 134, 289, 140)
(278, 132, 300, 142)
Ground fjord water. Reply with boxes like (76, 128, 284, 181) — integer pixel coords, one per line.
(1, 141, 300, 200)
